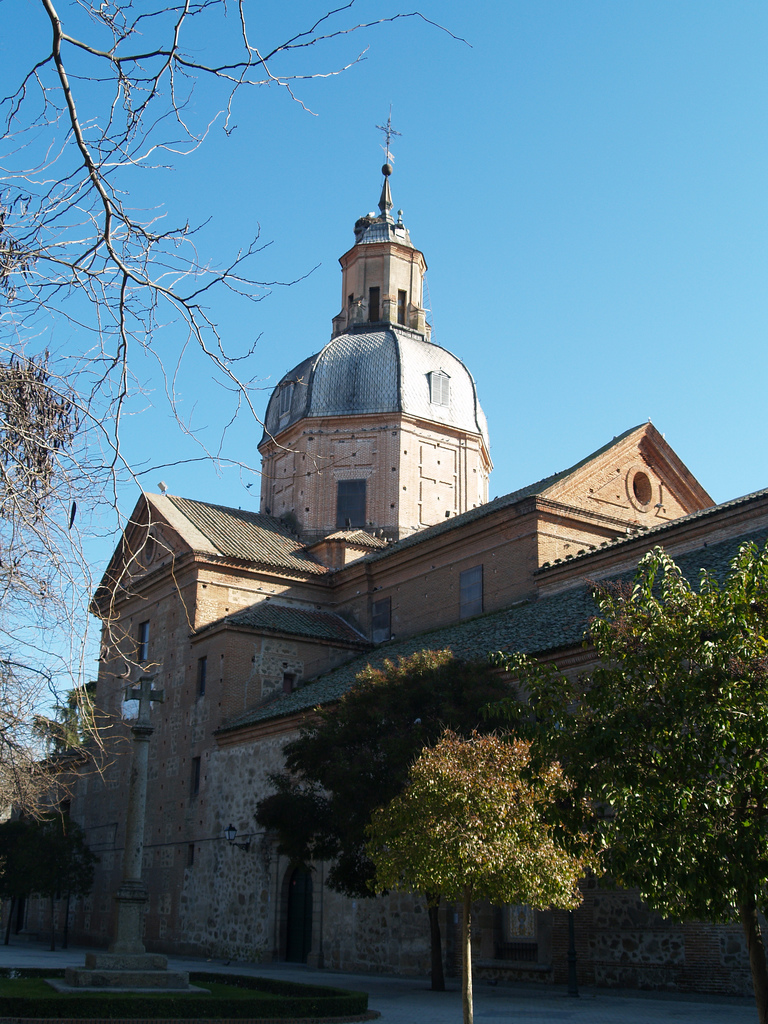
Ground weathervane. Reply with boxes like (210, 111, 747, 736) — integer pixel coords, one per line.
(376, 106, 402, 169)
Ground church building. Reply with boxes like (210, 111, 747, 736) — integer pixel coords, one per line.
(46, 161, 768, 996)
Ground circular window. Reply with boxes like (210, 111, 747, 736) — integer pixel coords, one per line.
(632, 472, 652, 506)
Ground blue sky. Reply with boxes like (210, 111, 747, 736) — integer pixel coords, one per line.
(5, 0, 768, 556)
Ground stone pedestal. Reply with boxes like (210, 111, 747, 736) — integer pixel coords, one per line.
(109, 880, 149, 955)
(62, 952, 192, 990)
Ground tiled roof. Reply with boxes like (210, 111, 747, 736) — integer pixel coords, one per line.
(538, 485, 768, 573)
(217, 521, 768, 734)
(217, 587, 597, 734)
(364, 424, 645, 564)
(166, 496, 328, 576)
(200, 602, 370, 647)
(261, 327, 489, 448)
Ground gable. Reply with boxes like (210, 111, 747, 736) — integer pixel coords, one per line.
(92, 494, 196, 613)
(542, 423, 713, 527)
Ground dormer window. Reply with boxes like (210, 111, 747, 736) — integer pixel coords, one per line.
(278, 382, 293, 418)
(429, 371, 450, 407)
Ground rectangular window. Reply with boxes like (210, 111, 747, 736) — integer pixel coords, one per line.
(137, 621, 150, 662)
(197, 656, 207, 697)
(368, 286, 380, 322)
(336, 479, 367, 529)
(191, 756, 201, 796)
(348, 293, 354, 308)
(429, 371, 451, 407)
(460, 565, 483, 619)
(372, 597, 391, 643)
(278, 382, 293, 417)
(187, 844, 195, 868)
(397, 290, 407, 325)
(283, 672, 297, 694)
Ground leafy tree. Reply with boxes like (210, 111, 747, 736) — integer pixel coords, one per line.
(33, 681, 96, 756)
(366, 731, 590, 1024)
(0, 816, 97, 951)
(0, 819, 38, 945)
(492, 541, 768, 1024)
(255, 649, 510, 990)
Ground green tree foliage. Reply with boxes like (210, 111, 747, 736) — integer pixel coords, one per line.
(366, 731, 589, 1024)
(0, 815, 96, 949)
(32, 681, 96, 756)
(255, 649, 510, 990)
(491, 541, 768, 1024)
(0, 818, 38, 944)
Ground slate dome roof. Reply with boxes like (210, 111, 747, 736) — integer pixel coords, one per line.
(260, 325, 489, 449)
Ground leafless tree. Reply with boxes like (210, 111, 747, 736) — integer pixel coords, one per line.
(0, 0, 460, 811)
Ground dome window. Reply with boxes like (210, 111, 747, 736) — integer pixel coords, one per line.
(277, 382, 293, 419)
(429, 371, 451, 407)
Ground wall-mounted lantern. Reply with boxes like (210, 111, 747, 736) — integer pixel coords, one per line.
(224, 824, 251, 852)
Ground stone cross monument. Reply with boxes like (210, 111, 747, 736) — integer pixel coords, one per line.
(110, 675, 164, 954)
(63, 677, 192, 991)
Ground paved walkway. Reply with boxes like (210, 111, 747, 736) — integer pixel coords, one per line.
(0, 941, 757, 1024)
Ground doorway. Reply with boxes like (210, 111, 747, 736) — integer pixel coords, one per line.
(285, 867, 313, 963)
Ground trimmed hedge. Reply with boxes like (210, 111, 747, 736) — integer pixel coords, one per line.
(0, 969, 369, 1019)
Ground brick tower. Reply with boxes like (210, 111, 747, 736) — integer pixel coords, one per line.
(258, 163, 491, 543)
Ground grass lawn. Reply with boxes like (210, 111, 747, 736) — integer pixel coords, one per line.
(0, 978, 276, 999)
(0, 970, 370, 1019)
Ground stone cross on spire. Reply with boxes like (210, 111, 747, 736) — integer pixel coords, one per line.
(375, 108, 401, 222)
(376, 106, 402, 169)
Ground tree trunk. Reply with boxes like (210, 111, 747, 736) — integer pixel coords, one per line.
(427, 899, 445, 991)
(49, 895, 55, 952)
(63, 893, 70, 949)
(740, 901, 768, 1024)
(4, 898, 14, 945)
(461, 888, 473, 1024)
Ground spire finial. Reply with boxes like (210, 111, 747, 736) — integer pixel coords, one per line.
(376, 106, 401, 220)
(376, 105, 401, 168)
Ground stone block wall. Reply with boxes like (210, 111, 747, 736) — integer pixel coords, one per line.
(550, 886, 755, 996)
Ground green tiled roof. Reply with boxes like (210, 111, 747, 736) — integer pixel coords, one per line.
(200, 602, 370, 647)
(217, 522, 768, 734)
(167, 495, 328, 576)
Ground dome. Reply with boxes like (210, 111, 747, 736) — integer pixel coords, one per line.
(260, 325, 489, 449)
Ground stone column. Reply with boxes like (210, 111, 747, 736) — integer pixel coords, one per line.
(64, 676, 191, 990)
(109, 676, 161, 955)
